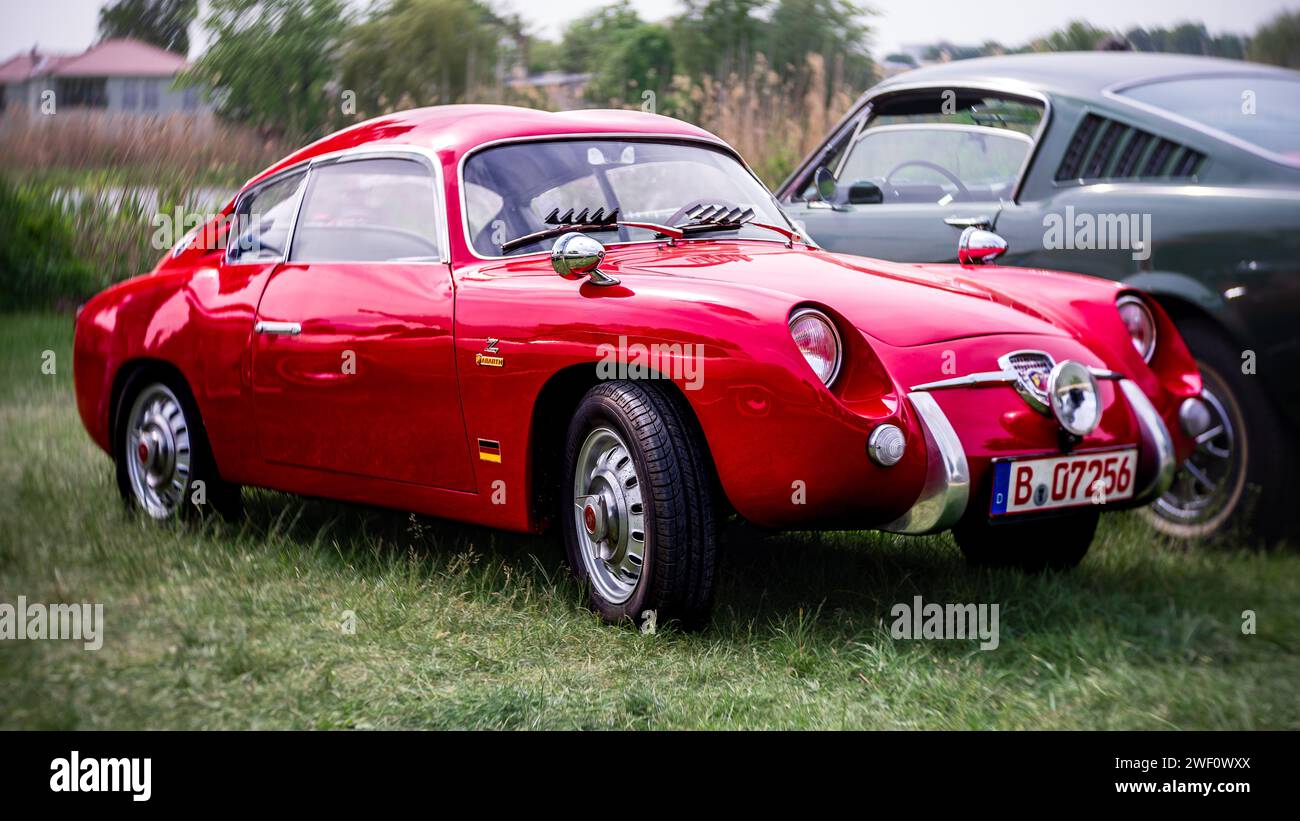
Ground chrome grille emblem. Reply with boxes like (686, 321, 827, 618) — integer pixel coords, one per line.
(998, 350, 1055, 414)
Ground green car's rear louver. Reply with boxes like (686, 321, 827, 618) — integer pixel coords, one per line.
(1056, 113, 1204, 183)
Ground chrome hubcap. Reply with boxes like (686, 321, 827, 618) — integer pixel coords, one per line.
(1146, 378, 1244, 534)
(125, 384, 192, 519)
(573, 427, 646, 604)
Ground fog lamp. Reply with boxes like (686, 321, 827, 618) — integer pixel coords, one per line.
(868, 424, 906, 467)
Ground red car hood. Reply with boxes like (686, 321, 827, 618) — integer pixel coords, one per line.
(605, 241, 1069, 347)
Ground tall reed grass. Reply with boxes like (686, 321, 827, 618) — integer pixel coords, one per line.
(0, 110, 287, 187)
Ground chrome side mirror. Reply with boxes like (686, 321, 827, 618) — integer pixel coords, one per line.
(957, 226, 1007, 266)
(813, 166, 838, 202)
(551, 232, 619, 286)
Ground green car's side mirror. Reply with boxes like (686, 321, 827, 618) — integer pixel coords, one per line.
(813, 166, 838, 202)
(847, 180, 883, 205)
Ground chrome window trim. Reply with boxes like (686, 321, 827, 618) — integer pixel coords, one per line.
(882, 390, 970, 535)
(846, 122, 1035, 144)
(1101, 71, 1300, 170)
(830, 106, 871, 180)
(224, 164, 310, 268)
(455, 131, 799, 263)
(287, 150, 448, 265)
(226, 144, 451, 268)
(783, 81, 1053, 204)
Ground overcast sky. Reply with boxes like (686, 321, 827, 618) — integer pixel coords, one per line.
(3, 0, 1297, 62)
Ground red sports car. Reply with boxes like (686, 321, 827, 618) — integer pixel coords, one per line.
(74, 105, 1207, 627)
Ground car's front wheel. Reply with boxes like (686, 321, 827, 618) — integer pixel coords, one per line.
(1141, 319, 1292, 545)
(562, 381, 718, 628)
(953, 508, 1098, 571)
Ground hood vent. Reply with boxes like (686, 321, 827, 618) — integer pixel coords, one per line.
(1056, 113, 1204, 183)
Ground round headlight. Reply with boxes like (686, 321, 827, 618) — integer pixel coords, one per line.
(1117, 295, 1156, 362)
(789, 308, 842, 386)
(1048, 360, 1100, 436)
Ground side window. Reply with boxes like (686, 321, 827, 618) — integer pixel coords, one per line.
(837, 127, 1032, 203)
(817, 92, 1043, 205)
(290, 158, 442, 262)
(227, 170, 307, 264)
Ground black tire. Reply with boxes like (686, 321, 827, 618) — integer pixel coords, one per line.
(114, 370, 242, 521)
(954, 508, 1098, 572)
(561, 381, 718, 628)
(1142, 319, 1292, 546)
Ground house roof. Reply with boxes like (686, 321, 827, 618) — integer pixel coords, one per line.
(53, 38, 187, 77)
(0, 38, 186, 83)
(0, 51, 75, 83)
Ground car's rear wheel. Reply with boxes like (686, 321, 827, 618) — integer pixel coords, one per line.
(562, 381, 718, 628)
(115, 374, 240, 521)
(953, 508, 1098, 571)
(1141, 320, 1292, 545)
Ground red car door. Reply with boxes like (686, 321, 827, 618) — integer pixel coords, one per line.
(250, 155, 474, 491)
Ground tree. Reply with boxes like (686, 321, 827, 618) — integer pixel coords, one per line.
(182, 0, 348, 139)
(765, 0, 874, 90)
(98, 0, 198, 55)
(586, 23, 675, 105)
(1248, 11, 1300, 68)
(673, 0, 770, 80)
(338, 0, 506, 114)
(557, 1, 646, 75)
(1031, 20, 1113, 52)
(1114, 23, 1247, 58)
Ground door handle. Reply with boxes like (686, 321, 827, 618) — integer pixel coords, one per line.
(254, 321, 301, 336)
(944, 215, 994, 229)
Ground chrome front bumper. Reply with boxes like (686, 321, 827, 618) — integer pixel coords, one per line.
(882, 391, 970, 535)
(881, 379, 1177, 535)
(1117, 379, 1177, 504)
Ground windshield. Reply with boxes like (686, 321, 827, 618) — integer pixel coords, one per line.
(462, 139, 790, 256)
(837, 126, 1031, 203)
(1118, 76, 1300, 162)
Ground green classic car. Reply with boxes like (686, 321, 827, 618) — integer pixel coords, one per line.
(778, 52, 1300, 544)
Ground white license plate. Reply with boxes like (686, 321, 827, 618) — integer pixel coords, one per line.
(990, 449, 1138, 515)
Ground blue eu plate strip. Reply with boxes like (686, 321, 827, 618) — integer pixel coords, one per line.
(990, 460, 1012, 514)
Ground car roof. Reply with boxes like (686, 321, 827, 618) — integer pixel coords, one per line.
(873, 52, 1300, 100)
(245, 105, 728, 189)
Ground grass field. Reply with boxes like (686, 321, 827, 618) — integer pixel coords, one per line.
(1, 312, 1297, 729)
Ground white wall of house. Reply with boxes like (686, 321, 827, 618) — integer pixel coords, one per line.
(1, 75, 207, 115)
(106, 76, 205, 114)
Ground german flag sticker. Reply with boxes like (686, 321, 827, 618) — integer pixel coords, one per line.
(477, 439, 502, 463)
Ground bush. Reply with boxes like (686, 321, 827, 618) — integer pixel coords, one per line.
(0, 178, 101, 311)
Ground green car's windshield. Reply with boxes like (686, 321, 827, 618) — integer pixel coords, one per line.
(462, 138, 791, 256)
(1118, 75, 1300, 162)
